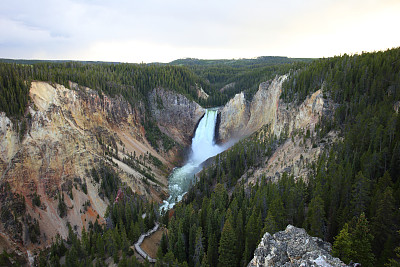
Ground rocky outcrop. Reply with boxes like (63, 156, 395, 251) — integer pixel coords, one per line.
(149, 87, 205, 146)
(218, 76, 286, 143)
(218, 75, 333, 144)
(218, 75, 335, 183)
(219, 75, 334, 143)
(218, 92, 250, 141)
(0, 81, 170, 254)
(248, 225, 348, 267)
(196, 85, 209, 100)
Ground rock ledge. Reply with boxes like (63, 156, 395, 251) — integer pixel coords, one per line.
(248, 225, 348, 267)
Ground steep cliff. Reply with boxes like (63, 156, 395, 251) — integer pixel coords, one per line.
(248, 225, 348, 267)
(218, 75, 331, 142)
(218, 75, 286, 142)
(218, 91, 249, 141)
(0, 81, 172, 256)
(149, 87, 205, 146)
(218, 75, 335, 182)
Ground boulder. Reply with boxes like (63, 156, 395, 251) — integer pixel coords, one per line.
(248, 225, 348, 267)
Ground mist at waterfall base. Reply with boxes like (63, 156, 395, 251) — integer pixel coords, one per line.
(160, 109, 230, 212)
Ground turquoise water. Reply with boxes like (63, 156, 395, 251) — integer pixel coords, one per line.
(160, 109, 226, 211)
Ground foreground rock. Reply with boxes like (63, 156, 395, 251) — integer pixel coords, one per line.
(248, 225, 348, 267)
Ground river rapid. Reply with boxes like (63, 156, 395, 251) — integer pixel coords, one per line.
(160, 109, 229, 211)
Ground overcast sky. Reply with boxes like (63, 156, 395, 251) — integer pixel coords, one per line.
(0, 0, 399, 63)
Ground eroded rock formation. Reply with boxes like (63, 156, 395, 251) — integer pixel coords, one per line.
(0, 81, 173, 254)
(149, 87, 205, 146)
(218, 75, 336, 183)
(218, 75, 332, 143)
(248, 225, 348, 267)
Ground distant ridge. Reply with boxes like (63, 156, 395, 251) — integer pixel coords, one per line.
(0, 58, 122, 65)
(0, 56, 315, 66)
(169, 56, 315, 67)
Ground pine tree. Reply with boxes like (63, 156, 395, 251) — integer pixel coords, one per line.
(351, 213, 375, 267)
(131, 222, 140, 242)
(386, 232, 400, 267)
(350, 171, 370, 216)
(207, 234, 218, 267)
(194, 227, 205, 267)
(305, 195, 326, 238)
(332, 223, 353, 264)
(218, 220, 236, 267)
(243, 209, 261, 265)
(269, 196, 285, 230)
(175, 230, 186, 263)
(96, 234, 105, 259)
(372, 186, 396, 262)
(262, 211, 279, 235)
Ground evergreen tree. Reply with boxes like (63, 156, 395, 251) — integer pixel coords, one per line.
(372, 186, 397, 262)
(262, 211, 279, 235)
(218, 221, 236, 267)
(351, 213, 376, 267)
(243, 209, 261, 265)
(194, 227, 205, 267)
(207, 234, 218, 267)
(350, 171, 370, 216)
(176, 230, 186, 263)
(305, 195, 326, 238)
(332, 223, 353, 264)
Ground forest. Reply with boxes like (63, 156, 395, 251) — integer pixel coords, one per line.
(158, 47, 400, 267)
(0, 57, 306, 150)
(0, 48, 399, 266)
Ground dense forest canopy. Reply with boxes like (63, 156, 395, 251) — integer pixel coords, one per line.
(0, 57, 310, 150)
(169, 56, 314, 67)
(159, 47, 400, 267)
(170, 56, 313, 103)
(1, 48, 400, 266)
(0, 56, 313, 119)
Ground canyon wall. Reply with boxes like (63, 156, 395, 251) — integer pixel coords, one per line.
(149, 87, 205, 146)
(218, 75, 331, 142)
(218, 75, 335, 183)
(0, 81, 178, 254)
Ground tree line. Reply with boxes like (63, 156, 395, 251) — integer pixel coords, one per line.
(159, 47, 400, 267)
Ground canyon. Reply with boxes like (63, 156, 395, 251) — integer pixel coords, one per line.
(0, 75, 336, 264)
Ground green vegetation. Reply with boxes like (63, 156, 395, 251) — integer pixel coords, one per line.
(2, 48, 400, 266)
(37, 164, 159, 267)
(172, 57, 312, 105)
(160, 47, 400, 267)
(0, 56, 309, 150)
(57, 193, 68, 218)
(0, 63, 31, 118)
(32, 192, 41, 207)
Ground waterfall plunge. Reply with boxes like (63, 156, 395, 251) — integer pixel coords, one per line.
(160, 109, 226, 211)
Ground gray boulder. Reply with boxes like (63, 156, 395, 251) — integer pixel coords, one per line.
(248, 225, 348, 267)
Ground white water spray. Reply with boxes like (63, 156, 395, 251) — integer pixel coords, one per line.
(160, 109, 226, 211)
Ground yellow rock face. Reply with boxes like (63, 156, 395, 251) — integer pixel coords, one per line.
(0, 81, 171, 251)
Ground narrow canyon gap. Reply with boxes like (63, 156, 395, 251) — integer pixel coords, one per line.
(160, 109, 227, 211)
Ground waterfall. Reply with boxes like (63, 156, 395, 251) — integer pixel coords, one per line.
(160, 109, 226, 211)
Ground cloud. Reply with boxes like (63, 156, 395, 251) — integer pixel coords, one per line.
(0, 0, 399, 61)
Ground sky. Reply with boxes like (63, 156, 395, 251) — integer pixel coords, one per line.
(0, 0, 399, 63)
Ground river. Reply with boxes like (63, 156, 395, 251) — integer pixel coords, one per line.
(160, 108, 228, 211)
